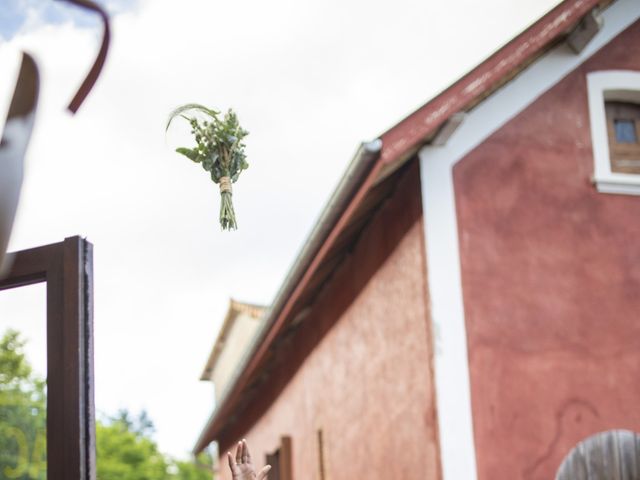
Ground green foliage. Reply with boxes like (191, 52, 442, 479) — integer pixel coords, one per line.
(0, 330, 46, 480)
(97, 412, 213, 480)
(166, 104, 219, 128)
(167, 103, 249, 230)
(96, 414, 168, 480)
(169, 454, 213, 480)
(0, 329, 214, 480)
(111, 409, 155, 438)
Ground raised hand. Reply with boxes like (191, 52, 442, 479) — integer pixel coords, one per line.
(227, 439, 271, 480)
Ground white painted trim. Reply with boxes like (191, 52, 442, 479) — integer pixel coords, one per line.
(418, 2, 640, 479)
(587, 70, 640, 195)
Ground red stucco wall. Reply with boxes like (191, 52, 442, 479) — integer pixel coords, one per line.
(454, 20, 640, 480)
(217, 163, 440, 480)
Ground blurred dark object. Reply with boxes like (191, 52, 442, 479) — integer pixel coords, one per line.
(0, 54, 39, 277)
(0, 0, 111, 275)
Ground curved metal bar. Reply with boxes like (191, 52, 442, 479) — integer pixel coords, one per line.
(56, 0, 111, 114)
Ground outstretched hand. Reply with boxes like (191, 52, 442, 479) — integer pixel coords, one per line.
(227, 439, 271, 480)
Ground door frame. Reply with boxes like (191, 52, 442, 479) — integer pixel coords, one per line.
(0, 236, 95, 480)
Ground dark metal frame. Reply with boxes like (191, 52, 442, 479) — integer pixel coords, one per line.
(0, 236, 96, 480)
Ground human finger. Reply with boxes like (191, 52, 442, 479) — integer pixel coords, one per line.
(235, 441, 243, 464)
(227, 452, 240, 475)
(257, 465, 272, 480)
(242, 439, 251, 463)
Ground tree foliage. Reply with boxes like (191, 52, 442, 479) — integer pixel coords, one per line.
(170, 454, 215, 480)
(0, 329, 213, 480)
(96, 411, 213, 480)
(96, 414, 168, 480)
(0, 329, 46, 480)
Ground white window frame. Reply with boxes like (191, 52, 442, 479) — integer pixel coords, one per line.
(587, 70, 640, 195)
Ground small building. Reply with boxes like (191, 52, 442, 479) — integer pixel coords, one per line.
(195, 0, 640, 479)
(200, 299, 266, 404)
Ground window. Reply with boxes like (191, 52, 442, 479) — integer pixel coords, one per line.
(266, 448, 281, 480)
(265, 436, 292, 480)
(605, 101, 640, 173)
(587, 70, 640, 194)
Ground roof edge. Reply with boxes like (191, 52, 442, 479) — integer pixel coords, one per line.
(378, 0, 604, 165)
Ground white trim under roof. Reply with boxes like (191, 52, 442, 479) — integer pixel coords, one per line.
(588, 70, 640, 195)
(418, 2, 639, 479)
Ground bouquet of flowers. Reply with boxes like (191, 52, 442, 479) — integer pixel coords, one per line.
(166, 104, 249, 230)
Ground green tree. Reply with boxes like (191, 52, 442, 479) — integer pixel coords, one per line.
(0, 329, 47, 480)
(169, 453, 214, 480)
(96, 411, 213, 480)
(0, 329, 212, 480)
(96, 413, 168, 480)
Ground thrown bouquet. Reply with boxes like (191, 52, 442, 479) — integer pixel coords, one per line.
(166, 104, 249, 230)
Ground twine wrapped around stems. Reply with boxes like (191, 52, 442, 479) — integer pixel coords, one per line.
(219, 176, 232, 194)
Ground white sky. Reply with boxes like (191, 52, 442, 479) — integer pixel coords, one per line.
(0, 0, 561, 459)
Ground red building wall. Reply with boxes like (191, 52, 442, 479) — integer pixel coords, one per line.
(217, 164, 440, 480)
(454, 20, 640, 480)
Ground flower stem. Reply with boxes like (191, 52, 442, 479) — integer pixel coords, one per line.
(219, 191, 237, 230)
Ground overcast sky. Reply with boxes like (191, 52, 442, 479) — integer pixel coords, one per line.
(0, 0, 561, 460)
